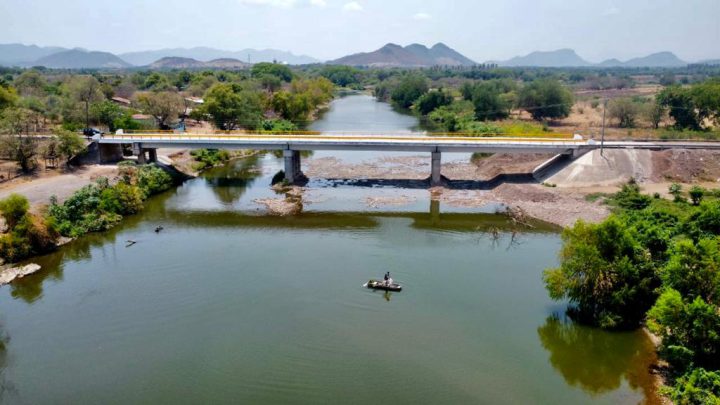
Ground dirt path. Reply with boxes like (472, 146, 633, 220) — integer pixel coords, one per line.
(0, 165, 118, 208)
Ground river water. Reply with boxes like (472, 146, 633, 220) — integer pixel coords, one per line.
(0, 94, 657, 404)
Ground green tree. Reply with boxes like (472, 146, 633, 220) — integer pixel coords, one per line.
(656, 85, 701, 130)
(644, 102, 665, 129)
(319, 65, 361, 87)
(390, 75, 428, 109)
(202, 83, 264, 130)
(55, 129, 85, 165)
(0, 85, 18, 111)
(90, 100, 123, 132)
(471, 82, 511, 121)
(136, 91, 184, 129)
(608, 98, 639, 128)
(689, 186, 705, 206)
(0, 193, 29, 229)
(518, 79, 573, 121)
(251, 63, 293, 82)
(692, 79, 720, 127)
(648, 289, 720, 370)
(415, 90, 453, 115)
(543, 217, 659, 329)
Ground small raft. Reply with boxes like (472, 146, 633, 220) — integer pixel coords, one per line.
(364, 280, 403, 292)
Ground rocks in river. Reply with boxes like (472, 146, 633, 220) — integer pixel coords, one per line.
(0, 263, 42, 286)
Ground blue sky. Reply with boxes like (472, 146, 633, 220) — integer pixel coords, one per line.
(1, 0, 718, 62)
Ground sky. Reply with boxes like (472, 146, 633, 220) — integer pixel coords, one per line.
(1, 0, 719, 62)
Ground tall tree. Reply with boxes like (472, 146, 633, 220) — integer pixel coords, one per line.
(202, 83, 264, 130)
(67, 76, 104, 130)
(136, 91, 184, 130)
(518, 79, 573, 121)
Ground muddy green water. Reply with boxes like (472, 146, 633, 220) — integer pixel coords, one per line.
(0, 95, 657, 404)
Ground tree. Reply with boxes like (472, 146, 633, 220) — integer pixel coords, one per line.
(656, 85, 701, 130)
(543, 217, 659, 329)
(644, 102, 665, 129)
(0, 85, 17, 111)
(648, 289, 720, 370)
(136, 91, 184, 129)
(689, 186, 705, 206)
(0, 108, 38, 172)
(90, 100, 123, 132)
(55, 129, 85, 165)
(608, 98, 639, 128)
(67, 76, 104, 129)
(202, 83, 264, 130)
(390, 75, 428, 109)
(0, 193, 29, 229)
(251, 63, 293, 82)
(319, 65, 362, 87)
(415, 90, 453, 115)
(428, 106, 460, 132)
(518, 79, 573, 121)
(692, 79, 720, 127)
(270, 91, 312, 123)
(13, 70, 47, 97)
(471, 82, 511, 121)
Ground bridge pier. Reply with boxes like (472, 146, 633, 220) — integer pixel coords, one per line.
(431, 151, 442, 186)
(284, 150, 303, 183)
(132, 143, 158, 164)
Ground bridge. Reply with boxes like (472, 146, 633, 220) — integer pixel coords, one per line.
(96, 132, 720, 185)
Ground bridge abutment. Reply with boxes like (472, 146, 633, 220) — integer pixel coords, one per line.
(431, 151, 442, 186)
(132, 143, 158, 164)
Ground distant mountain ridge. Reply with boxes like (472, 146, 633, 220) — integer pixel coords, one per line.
(330, 43, 476, 67)
(34, 49, 131, 69)
(149, 57, 249, 70)
(0, 43, 68, 66)
(496, 49, 690, 67)
(120, 47, 319, 66)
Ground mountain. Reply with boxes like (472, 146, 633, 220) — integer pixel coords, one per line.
(500, 49, 591, 67)
(498, 49, 689, 67)
(597, 58, 623, 67)
(119, 47, 318, 66)
(149, 57, 207, 69)
(698, 59, 720, 66)
(148, 56, 249, 70)
(330, 43, 476, 67)
(621, 52, 686, 67)
(0, 43, 68, 66)
(34, 49, 131, 69)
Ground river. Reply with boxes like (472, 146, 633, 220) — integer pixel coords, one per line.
(0, 94, 658, 404)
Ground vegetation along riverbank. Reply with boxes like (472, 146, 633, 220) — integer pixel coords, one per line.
(545, 180, 720, 402)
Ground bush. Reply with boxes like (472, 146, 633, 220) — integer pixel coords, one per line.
(543, 217, 659, 329)
(689, 186, 705, 206)
(190, 149, 231, 170)
(0, 193, 58, 263)
(665, 368, 720, 404)
(0, 193, 29, 228)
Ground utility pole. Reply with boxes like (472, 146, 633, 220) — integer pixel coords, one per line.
(601, 99, 608, 156)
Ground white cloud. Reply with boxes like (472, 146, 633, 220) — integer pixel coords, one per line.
(413, 12, 431, 20)
(310, 0, 327, 7)
(343, 2, 362, 12)
(238, 0, 298, 8)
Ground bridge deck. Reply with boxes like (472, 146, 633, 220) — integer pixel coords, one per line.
(99, 133, 591, 153)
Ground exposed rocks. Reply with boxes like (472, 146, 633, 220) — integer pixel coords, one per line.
(0, 263, 42, 286)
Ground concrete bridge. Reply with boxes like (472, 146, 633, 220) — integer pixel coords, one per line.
(96, 133, 720, 185)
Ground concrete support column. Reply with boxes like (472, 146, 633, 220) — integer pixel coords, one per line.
(431, 151, 442, 186)
(284, 150, 301, 183)
(148, 149, 158, 163)
(137, 150, 147, 164)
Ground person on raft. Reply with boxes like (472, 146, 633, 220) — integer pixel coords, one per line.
(383, 272, 393, 286)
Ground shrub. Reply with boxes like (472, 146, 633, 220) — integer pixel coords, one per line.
(689, 186, 705, 206)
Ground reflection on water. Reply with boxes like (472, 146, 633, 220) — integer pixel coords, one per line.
(538, 316, 660, 403)
(202, 154, 263, 204)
